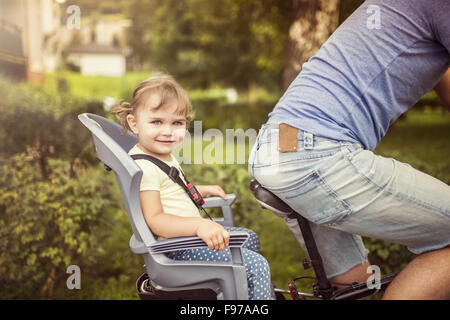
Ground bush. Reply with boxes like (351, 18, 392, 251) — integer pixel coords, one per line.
(0, 76, 144, 299)
(0, 76, 105, 177)
(0, 154, 120, 299)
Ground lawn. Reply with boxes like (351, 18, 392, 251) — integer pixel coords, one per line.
(41, 71, 152, 100)
(375, 107, 450, 184)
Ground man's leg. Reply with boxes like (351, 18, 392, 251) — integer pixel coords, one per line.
(329, 261, 372, 291)
(284, 217, 371, 288)
(382, 246, 450, 300)
(309, 240, 450, 299)
(326, 246, 450, 299)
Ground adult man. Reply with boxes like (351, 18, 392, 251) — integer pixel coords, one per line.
(249, 0, 450, 299)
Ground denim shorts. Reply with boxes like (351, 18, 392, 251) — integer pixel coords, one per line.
(248, 122, 450, 278)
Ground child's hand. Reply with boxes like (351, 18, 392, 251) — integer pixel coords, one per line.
(196, 220, 230, 252)
(196, 185, 227, 200)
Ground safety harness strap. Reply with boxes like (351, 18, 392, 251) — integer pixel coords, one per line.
(130, 154, 212, 220)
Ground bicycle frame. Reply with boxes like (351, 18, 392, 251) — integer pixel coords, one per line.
(249, 178, 399, 300)
(273, 271, 397, 300)
(281, 211, 398, 300)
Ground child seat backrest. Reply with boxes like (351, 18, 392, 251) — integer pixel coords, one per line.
(78, 113, 155, 246)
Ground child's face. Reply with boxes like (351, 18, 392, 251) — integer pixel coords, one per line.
(127, 95, 187, 159)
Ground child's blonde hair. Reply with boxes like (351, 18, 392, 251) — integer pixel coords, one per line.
(112, 73, 194, 133)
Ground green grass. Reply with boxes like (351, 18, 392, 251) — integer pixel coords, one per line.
(40, 71, 230, 102)
(40, 71, 279, 106)
(375, 107, 450, 184)
(41, 71, 152, 100)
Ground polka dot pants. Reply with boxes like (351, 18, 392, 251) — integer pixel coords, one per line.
(165, 227, 273, 300)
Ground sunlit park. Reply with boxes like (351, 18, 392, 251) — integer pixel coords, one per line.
(0, 0, 449, 302)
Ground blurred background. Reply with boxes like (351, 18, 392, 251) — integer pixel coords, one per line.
(0, 0, 448, 299)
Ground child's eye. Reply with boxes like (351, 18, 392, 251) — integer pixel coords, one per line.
(150, 120, 162, 125)
(173, 121, 185, 126)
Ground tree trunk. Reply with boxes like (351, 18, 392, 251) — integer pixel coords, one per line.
(40, 267, 56, 298)
(283, 0, 340, 91)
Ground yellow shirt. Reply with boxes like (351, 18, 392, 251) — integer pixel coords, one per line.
(129, 145, 201, 218)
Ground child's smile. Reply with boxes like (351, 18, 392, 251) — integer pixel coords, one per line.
(127, 100, 187, 161)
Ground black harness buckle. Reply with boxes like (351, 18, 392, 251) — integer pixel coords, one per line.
(168, 166, 180, 182)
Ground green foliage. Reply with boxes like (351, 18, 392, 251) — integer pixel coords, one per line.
(0, 154, 119, 299)
(0, 76, 104, 177)
(0, 76, 142, 299)
(123, 0, 371, 92)
(126, 0, 291, 91)
(363, 239, 415, 275)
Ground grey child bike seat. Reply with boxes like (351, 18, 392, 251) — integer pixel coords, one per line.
(78, 113, 250, 299)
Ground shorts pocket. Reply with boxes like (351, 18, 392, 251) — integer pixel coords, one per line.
(267, 169, 351, 226)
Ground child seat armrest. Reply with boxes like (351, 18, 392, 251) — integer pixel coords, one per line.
(202, 193, 236, 208)
(148, 231, 249, 254)
(203, 194, 236, 227)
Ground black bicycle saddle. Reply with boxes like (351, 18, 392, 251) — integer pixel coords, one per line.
(250, 179, 293, 215)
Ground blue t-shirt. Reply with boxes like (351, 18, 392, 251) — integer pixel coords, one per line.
(268, 0, 450, 150)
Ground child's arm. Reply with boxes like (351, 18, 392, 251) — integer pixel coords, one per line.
(140, 190, 230, 252)
(196, 185, 227, 200)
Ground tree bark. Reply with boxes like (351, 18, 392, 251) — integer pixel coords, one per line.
(283, 0, 340, 91)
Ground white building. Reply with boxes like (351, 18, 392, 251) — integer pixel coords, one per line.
(66, 43, 126, 77)
(0, 0, 131, 81)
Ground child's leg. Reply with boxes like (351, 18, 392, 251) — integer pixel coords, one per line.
(166, 247, 272, 300)
(242, 248, 272, 299)
(224, 226, 260, 253)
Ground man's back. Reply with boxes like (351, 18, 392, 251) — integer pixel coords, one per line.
(269, 0, 450, 150)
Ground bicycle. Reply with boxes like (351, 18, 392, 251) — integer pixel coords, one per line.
(250, 179, 399, 300)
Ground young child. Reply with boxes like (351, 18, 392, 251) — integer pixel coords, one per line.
(112, 74, 272, 300)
